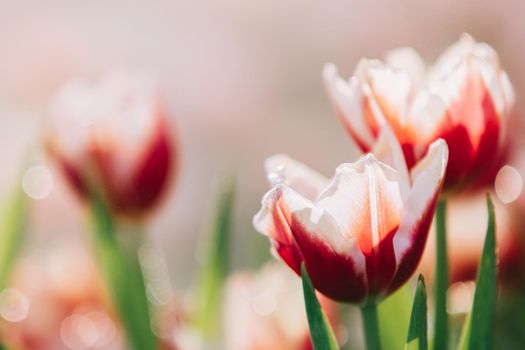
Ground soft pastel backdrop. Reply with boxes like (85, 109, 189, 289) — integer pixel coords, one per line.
(1, 0, 524, 290)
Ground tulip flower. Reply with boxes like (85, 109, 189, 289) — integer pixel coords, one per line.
(45, 71, 175, 350)
(46, 70, 176, 218)
(253, 137, 448, 304)
(0, 245, 123, 350)
(324, 34, 514, 191)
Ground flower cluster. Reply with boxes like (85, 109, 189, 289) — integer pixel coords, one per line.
(254, 34, 515, 306)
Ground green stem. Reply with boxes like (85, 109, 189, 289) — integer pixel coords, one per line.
(361, 301, 382, 350)
(89, 198, 158, 350)
(0, 187, 27, 290)
(434, 197, 448, 350)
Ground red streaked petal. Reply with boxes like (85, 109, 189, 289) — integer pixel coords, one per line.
(253, 187, 306, 275)
(317, 155, 403, 253)
(316, 155, 403, 295)
(427, 57, 502, 189)
(127, 116, 173, 214)
(389, 139, 448, 293)
(438, 124, 475, 188)
(356, 59, 415, 146)
(289, 211, 367, 303)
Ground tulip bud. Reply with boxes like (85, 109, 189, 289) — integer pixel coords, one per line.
(45, 70, 176, 218)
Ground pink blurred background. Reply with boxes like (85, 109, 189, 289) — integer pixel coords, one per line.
(1, 0, 525, 290)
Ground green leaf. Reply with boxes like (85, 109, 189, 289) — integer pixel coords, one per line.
(195, 177, 235, 339)
(405, 275, 428, 350)
(0, 184, 28, 289)
(457, 194, 497, 350)
(301, 264, 339, 350)
(434, 197, 448, 350)
(378, 283, 412, 350)
(89, 195, 158, 350)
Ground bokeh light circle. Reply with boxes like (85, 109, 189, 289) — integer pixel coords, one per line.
(22, 165, 54, 199)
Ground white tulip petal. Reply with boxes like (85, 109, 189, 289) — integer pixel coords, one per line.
(410, 91, 448, 149)
(371, 125, 411, 199)
(475, 55, 506, 118)
(323, 63, 375, 147)
(385, 47, 426, 89)
(357, 60, 412, 126)
(264, 154, 329, 201)
(428, 33, 475, 83)
(393, 139, 448, 262)
(317, 155, 403, 254)
(499, 71, 515, 111)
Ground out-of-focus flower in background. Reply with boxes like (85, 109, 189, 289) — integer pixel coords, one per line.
(324, 34, 515, 191)
(45, 70, 176, 219)
(223, 262, 337, 350)
(253, 138, 448, 303)
(419, 192, 524, 288)
(0, 244, 123, 350)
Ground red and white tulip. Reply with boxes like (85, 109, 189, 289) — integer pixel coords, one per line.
(253, 137, 448, 303)
(46, 70, 176, 218)
(324, 34, 514, 191)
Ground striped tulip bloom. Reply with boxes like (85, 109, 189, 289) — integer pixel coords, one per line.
(46, 70, 176, 219)
(253, 136, 448, 303)
(324, 34, 514, 191)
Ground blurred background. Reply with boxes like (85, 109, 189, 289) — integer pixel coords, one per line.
(1, 0, 525, 348)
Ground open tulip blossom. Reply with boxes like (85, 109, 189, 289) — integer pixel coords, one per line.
(253, 137, 448, 304)
(324, 34, 514, 191)
(46, 70, 176, 218)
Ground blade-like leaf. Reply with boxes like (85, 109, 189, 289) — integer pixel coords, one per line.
(195, 177, 235, 339)
(434, 197, 448, 350)
(89, 195, 158, 350)
(0, 184, 28, 289)
(379, 283, 412, 350)
(405, 275, 428, 350)
(301, 264, 339, 350)
(457, 194, 496, 350)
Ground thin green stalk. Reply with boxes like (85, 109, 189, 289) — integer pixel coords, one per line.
(0, 186, 28, 289)
(361, 301, 382, 350)
(433, 197, 448, 350)
(195, 178, 235, 340)
(90, 197, 158, 350)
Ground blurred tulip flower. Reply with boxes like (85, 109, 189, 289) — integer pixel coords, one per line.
(419, 192, 524, 287)
(0, 245, 123, 350)
(223, 263, 337, 350)
(46, 70, 176, 218)
(324, 34, 514, 191)
(253, 136, 448, 303)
